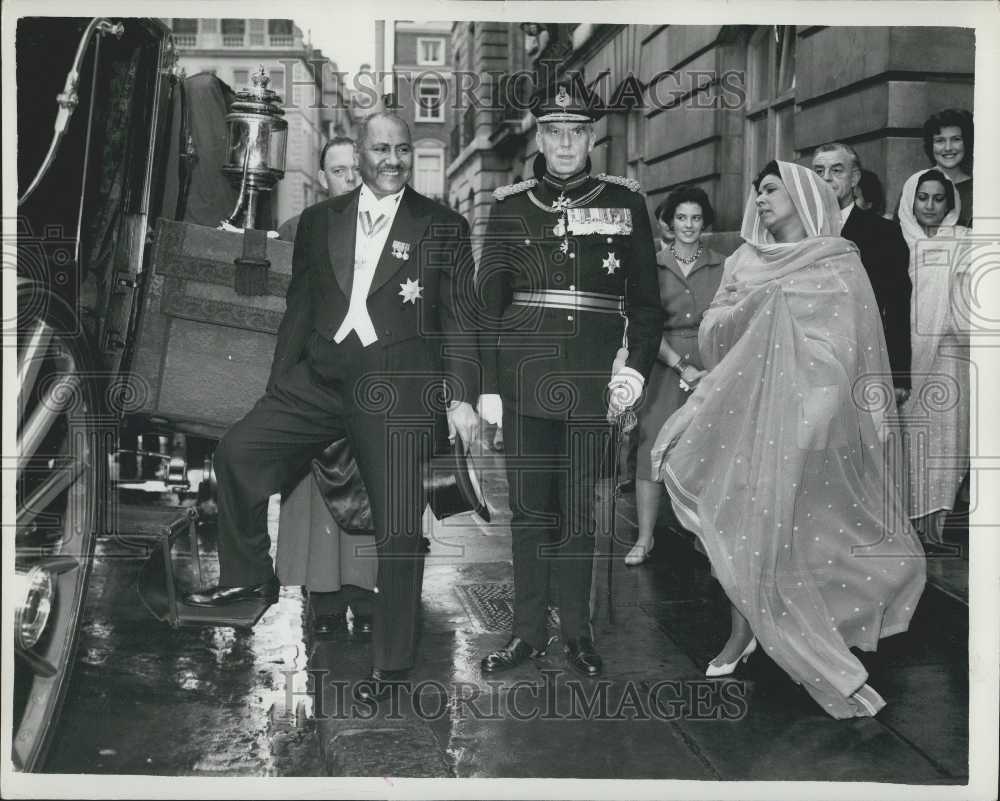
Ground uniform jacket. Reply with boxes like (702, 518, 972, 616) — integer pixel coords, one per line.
(477, 174, 663, 420)
(841, 206, 912, 389)
(268, 184, 479, 405)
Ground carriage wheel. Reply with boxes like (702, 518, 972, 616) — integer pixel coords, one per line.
(13, 295, 106, 772)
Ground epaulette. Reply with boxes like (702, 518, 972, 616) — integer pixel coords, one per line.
(596, 173, 642, 193)
(493, 178, 538, 201)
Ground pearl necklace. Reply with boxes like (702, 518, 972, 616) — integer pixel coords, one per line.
(670, 242, 702, 265)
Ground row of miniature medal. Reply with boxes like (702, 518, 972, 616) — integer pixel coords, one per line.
(394, 187, 637, 305)
(544, 189, 633, 275)
(360, 217, 420, 304)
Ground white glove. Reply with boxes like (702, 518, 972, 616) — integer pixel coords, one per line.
(477, 394, 503, 425)
(607, 366, 644, 416)
(610, 347, 629, 378)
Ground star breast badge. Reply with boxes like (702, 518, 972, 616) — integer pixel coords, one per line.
(399, 277, 424, 304)
(602, 251, 621, 275)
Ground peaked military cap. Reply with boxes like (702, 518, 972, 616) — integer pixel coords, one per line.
(530, 78, 606, 123)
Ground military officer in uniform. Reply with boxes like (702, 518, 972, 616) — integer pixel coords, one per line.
(476, 81, 663, 677)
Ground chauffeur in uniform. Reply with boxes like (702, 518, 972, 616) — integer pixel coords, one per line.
(476, 81, 663, 677)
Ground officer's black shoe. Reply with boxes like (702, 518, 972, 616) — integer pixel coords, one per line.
(185, 577, 279, 607)
(311, 612, 346, 637)
(565, 636, 603, 677)
(354, 668, 410, 702)
(480, 636, 543, 673)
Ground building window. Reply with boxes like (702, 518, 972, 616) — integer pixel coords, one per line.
(247, 19, 266, 47)
(413, 146, 445, 199)
(221, 18, 246, 48)
(417, 37, 445, 66)
(233, 69, 249, 90)
(415, 77, 445, 122)
(269, 19, 294, 47)
(744, 26, 797, 193)
(270, 69, 285, 97)
(171, 18, 198, 47)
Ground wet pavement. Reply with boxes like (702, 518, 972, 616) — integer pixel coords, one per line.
(45, 490, 324, 776)
(44, 449, 969, 782)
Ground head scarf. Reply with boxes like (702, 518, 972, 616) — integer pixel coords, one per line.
(741, 160, 844, 244)
(897, 169, 962, 249)
(726, 161, 859, 288)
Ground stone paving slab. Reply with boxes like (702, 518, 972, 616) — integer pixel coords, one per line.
(323, 726, 451, 778)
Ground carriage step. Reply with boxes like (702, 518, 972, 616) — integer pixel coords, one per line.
(125, 502, 271, 629)
(107, 501, 218, 627)
(136, 542, 271, 629)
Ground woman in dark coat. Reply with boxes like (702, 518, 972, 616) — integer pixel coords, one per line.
(625, 187, 726, 565)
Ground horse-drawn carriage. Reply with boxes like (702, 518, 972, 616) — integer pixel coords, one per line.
(13, 17, 293, 770)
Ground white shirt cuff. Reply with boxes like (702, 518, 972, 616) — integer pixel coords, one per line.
(477, 394, 503, 425)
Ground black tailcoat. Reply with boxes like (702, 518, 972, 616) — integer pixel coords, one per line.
(214, 184, 477, 671)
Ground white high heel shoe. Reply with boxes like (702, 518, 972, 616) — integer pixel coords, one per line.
(624, 541, 653, 566)
(705, 637, 757, 677)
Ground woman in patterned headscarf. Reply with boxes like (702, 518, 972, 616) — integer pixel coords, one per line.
(652, 160, 925, 719)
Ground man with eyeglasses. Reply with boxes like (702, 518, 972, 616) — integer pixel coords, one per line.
(812, 142, 911, 405)
(186, 112, 481, 701)
(277, 136, 359, 241)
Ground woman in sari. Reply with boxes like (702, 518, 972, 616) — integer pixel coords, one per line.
(652, 161, 925, 719)
(896, 169, 971, 544)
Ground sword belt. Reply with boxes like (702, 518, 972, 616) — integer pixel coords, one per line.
(511, 289, 624, 315)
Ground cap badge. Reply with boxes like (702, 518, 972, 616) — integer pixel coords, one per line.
(555, 86, 571, 108)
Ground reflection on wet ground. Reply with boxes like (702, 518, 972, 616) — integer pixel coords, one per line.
(44, 454, 969, 781)
(46, 493, 323, 776)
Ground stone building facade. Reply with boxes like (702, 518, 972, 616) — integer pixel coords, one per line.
(446, 23, 975, 247)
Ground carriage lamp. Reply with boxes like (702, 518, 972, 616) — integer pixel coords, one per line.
(13, 567, 54, 651)
(221, 65, 288, 230)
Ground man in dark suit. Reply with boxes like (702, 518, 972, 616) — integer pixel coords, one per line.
(275, 135, 371, 640)
(185, 112, 481, 696)
(813, 142, 911, 403)
(276, 136, 358, 243)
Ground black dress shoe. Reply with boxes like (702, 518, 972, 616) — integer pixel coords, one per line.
(185, 577, 279, 607)
(480, 636, 543, 674)
(565, 636, 603, 677)
(311, 612, 346, 636)
(354, 668, 410, 702)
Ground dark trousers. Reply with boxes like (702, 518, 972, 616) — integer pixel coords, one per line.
(214, 333, 429, 670)
(308, 586, 373, 618)
(503, 408, 605, 650)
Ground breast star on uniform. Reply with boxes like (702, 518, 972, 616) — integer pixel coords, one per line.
(602, 251, 621, 274)
(399, 277, 423, 304)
